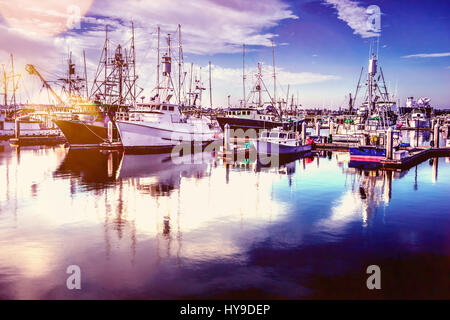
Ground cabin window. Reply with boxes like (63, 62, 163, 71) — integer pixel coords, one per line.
(162, 105, 167, 111)
(269, 132, 278, 138)
(169, 106, 174, 111)
(279, 133, 287, 139)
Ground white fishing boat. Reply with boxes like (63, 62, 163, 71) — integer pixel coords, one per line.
(401, 97, 433, 128)
(115, 103, 220, 152)
(256, 127, 312, 156)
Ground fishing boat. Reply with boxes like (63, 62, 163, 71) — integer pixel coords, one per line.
(115, 26, 221, 153)
(256, 127, 312, 156)
(216, 43, 302, 133)
(349, 146, 386, 162)
(52, 102, 122, 147)
(400, 97, 433, 128)
(115, 103, 220, 152)
(335, 46, 398, 141)
(47, 25, 139, 148)
(216, 106, 287, 131)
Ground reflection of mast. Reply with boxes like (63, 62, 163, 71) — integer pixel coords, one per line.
(414, 165, 418, 190)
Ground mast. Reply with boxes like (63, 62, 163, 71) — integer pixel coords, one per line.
(209, 61, 212, 108)
(157, 26, 160, 97)
(257, 62, 262, 108)
(104, 25, 108, 102)
(178, 24, 182, 105)
(132, 21, 136, 105)
(353, 66, 363, 111)
(189, 62, 193, 106)
(271, 40, 277, 110)
(2, 64, 7, 106)
(83, 50, 89, 98)
(242, 44, 246, 107)
(68, 51, 72, 97)
(10, 54, 16, 114)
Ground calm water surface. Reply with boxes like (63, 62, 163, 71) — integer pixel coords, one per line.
(0, 138, 449, 299)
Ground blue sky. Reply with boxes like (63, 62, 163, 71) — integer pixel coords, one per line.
(0, 0, 449, 108)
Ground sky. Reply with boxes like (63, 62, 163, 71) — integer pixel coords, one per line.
(0, 0, 449, 109)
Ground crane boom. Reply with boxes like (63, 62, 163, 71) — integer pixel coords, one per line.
(25, 64, 66, 107)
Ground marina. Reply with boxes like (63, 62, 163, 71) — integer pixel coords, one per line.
(0, 0, 449, 304)
(0, 135, 449, 299)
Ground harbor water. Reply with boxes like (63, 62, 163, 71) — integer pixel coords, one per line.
(0, 135, 449, 299)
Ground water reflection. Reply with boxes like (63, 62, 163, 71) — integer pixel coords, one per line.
(0, 145, 448, 299)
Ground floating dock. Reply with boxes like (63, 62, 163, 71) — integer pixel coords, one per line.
(380, 147, 450, 170)
(9, 136, 67, 146)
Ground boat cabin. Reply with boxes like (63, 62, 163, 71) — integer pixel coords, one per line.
(260, 128, 297, 141)
(225, 108, 277, 122)
(116, 103, 183, 123)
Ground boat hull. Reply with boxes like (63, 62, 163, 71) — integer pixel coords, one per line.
(53, 119, 110, 148)
(257, 140, 312, 156)
(116, 120, 217, 152)
(349, 146, 386, 162)
(216, 116, 296, 132)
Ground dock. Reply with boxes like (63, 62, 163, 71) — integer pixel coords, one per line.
(380, 147, 450, 170)
(9, 136, 67, 146)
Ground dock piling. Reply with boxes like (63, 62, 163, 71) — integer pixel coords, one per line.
(434, 124, 440, 149)
(224, 124, 230, 151)
(386, 127, 393, 159)
(14, 119, 20, 139)
(301, 122, 306, 143)
(315, 121, 321, 137)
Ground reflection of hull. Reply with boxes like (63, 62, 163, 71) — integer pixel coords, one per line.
(54, 149, 123, 186)
(116, 120, 217, 151)
(53, 120, 109, 147)
(118, 153, 211, 196)
(257, 140, 311, 155)
(349, 146, 385, 162)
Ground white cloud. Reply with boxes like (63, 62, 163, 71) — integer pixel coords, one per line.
(0, 0, 299, 105)
(402, 52, 450, 58)
(202, 64, 340, 108)
(324, 0, 380, 38)
(88, 0, 298, 55)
